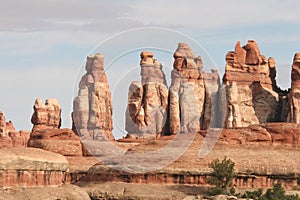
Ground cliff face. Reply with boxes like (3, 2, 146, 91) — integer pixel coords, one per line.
(72, 53, 114, 141)
(125, 52, 168, 138)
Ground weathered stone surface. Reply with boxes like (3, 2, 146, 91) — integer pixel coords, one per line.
(31, 98, 61, 130)
(125, 51, 168, 138)
(73, 53, 114, 141)
(29, 99, 82, 156)
(0, 184, 91, 200)
(288, 53, 300, 124)
(0, 147, 68, 187)
(169, 43, 208, 134)
(203, 69, 221, 129)
(222, 40, 280, 128)
(28, 128, 82, 156)
(0, 112, 30, 148)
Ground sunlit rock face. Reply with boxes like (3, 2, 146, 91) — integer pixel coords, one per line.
(125, 51, 168, 138)
(221, 40, 280, 128)
(72, 53, 114, 141)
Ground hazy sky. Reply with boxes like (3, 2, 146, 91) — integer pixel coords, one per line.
(0, 0, 299, 138)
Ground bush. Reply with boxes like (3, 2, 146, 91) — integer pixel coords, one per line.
(207, 156, 236, 196)
(208, 156, 236, 189)
(241, 188, 263, 199)
(258, 183, 300, 200)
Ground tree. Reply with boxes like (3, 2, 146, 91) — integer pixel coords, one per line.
(208, 156, 236, 189)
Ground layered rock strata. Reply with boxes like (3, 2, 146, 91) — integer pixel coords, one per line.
(288, 53, 300, 124)
(0, 112, 30, 148)
(125, 51, 168, 138)
(0, 147, 68, 187)
(29, 99, 82, 156)
(73, 53, 114, 141)
(222, 40, 280, 128)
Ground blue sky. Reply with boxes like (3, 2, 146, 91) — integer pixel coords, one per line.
(0, 0, 299, 138)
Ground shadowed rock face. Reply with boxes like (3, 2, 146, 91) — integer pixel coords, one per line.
(125, 51, 168, 138)
(288, 53, 300, 123)
(72, 53, 114, 141)
(222, 40, 281, 128)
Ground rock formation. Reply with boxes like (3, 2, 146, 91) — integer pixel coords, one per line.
(31, 98, 61, 131)
(202, 69, 221, 129)
(288, 53, 300, 123)
(169, 43, 220, 134)
(0, 147, 68, 187)
(0, 112, 30, 148)
(125, 51, 168, 138)
(73, 53, 114, 141)
(29, 98, 82, 156)
(222, 40, 280, 128)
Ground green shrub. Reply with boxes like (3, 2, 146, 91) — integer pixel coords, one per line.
(241, 188, 263, 199)
(208, 156, 236, 189)
(207, 156, 236, 196)
(257, 183, 300, 200)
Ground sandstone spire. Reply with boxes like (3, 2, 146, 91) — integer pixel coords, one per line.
(125, 51, 168, 138)
(288, 53, 300, 123)
(169, 43, 206, 134)
(72, 53, 114, 141)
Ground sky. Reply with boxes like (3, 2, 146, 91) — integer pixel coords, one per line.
(0, 0, 299, 139)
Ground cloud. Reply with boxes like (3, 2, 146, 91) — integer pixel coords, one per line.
(127, 0, 300, 29)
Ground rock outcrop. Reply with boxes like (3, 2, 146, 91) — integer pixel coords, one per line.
(0, 147, 68, 187)
(222, 40, 280, 128)
(0, 112, 30, 148)
(288, 53, 300, 124)
(29, 99, 82, 156)
(169, 43, 219, 134)
(125, 51, 168, 138)
(73, 53, 114, 141)
(31, 98, 61, 131)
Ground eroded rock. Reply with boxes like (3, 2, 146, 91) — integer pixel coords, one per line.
(125, 51, 168, 138)
(222, 40, 280, 128)
(288, 53, 300, 124)
(169, 43, 215, 134)
(73, 53, 114, 141)
(29, 99, 82, 156)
